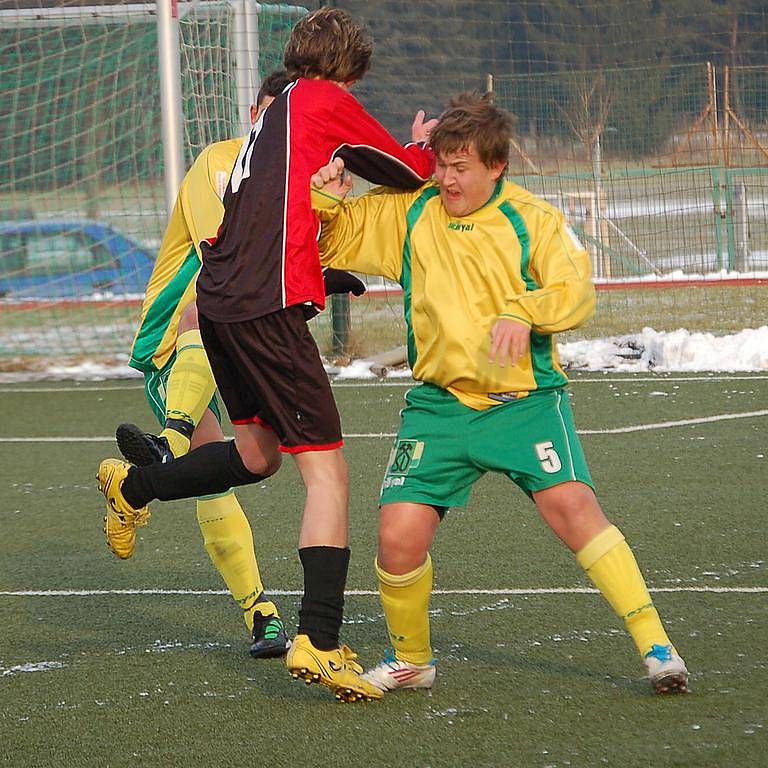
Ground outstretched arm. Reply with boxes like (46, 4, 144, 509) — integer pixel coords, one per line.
(311, 158, 412, 280)
(328, 92, 436, 188)
(312, 160, 366, 297)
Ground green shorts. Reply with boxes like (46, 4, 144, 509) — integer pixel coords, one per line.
(379, 383, 594, 510)
(143, 354, 223, 427)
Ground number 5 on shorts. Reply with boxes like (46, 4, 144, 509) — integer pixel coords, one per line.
(535, 441, 562, 473)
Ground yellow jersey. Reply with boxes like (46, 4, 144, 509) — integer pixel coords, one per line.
(129, 138, 242, 373)
(315, 179, 596, 409)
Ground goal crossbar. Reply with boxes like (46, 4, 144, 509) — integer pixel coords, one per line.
(0, 1, 305, 27)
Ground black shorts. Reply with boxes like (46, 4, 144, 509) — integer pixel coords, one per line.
(198, 306, 343, 453)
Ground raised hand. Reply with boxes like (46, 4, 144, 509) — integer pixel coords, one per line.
(411, 109, 439, 144)
(311, 157, 353, 197)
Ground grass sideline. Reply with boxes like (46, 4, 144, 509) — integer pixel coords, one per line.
(1, 374, 766, 767)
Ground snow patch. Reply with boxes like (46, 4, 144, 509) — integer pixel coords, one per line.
(2, 661, 65, 676)
(560, 326, 768, 372)
(2, 327, 767, 382)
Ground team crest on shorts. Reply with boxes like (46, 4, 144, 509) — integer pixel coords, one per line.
(386, 439, 425, 476)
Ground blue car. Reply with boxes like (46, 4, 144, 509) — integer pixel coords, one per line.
(0, 220, 156, 299)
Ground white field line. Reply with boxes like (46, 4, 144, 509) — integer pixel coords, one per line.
(577, 409, 768, 434)
(573, 375, 768, 382)
(0, 436, 403, 442)
(2, 374, 768, 393)
(1, 586, 766, 598)
(0, 385, 144, 392)
(2, 409, 767, 443)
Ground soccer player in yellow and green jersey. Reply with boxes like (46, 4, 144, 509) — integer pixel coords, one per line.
(312, 93, 689, 695)
(121, 71, 292, 658)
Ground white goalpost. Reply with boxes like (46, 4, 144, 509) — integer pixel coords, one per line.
(1, 0, 305, 214)
(0, 0, 305, 366)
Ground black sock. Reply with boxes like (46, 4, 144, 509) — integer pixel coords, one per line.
(298, 546, 350, 651)
(163, 417, 194, 440)
(121, 440, 266, 509)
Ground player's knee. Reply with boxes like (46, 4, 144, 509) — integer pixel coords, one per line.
(538, 482, 606, 535)
(238, 443, 282, 478)
(178, 302, 199, 335)
(299, 449, 349, 492)
(377, 524, 403, 560)
(378, 520, 426, 568)
(321, 454, 349, 488)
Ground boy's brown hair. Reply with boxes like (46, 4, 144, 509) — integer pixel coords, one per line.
(429, 92, 513, 169)
(257, 69, 290, 105)
(283, 7, 373, 83)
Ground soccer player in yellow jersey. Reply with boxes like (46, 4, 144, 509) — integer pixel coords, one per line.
(119, 71, 293, 658)
(311, 93, 689, 695)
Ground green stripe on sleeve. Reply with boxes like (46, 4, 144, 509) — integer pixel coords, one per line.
(130, 246, 202, 372)
(401, 187, 441, 369)
(498, 200, 567, 391)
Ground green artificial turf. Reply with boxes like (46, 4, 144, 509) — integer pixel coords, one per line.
(1, 375, 766, 767)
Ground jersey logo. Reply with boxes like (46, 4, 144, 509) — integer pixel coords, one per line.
(386, 439, 425, 476)
(447, 221, 474, 232)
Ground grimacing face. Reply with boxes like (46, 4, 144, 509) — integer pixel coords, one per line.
(434, 144, 505, 218)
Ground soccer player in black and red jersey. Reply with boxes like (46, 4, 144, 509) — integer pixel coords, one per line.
(97, 7, 436, 703)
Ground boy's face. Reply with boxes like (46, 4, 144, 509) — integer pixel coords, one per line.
(435, 144, 505, 218)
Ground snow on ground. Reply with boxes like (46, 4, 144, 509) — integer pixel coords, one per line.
(2, 326, 766, 382)
(365, 268, 768, 294)
(559, 326, 768, 372)
(0, 362, 142, 383)
(1, 661, 65, 676)
(45, 361, 144, 380)
(592, 267, 768, 284)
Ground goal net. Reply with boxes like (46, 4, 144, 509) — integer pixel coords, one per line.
(0, 0, 304, 371)
(1, 1, 767, 372)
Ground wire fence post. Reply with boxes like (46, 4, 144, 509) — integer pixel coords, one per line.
(331, 294, 351, 358)
(733, 180, 750, 271)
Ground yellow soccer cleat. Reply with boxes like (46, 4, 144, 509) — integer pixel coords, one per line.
(286, 634, 383, 703)
(97, 459, 151, 560)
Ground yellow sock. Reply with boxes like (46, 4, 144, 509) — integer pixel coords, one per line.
(196, 492, 275, 632)
(162, 329, 217, 457)
(576, 525, 671, 657)
(160, 427, 192, 459)
(376, 554, 433, 665)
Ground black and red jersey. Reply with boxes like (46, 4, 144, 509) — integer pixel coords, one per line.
(196, 78, 435, 322)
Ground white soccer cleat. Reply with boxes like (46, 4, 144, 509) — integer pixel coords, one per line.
(362, 650, 436, 692)
(644, 644, 689, 694)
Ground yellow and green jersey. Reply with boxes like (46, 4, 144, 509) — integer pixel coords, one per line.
(315, 179, 596, 409)
(129, 138, 243, 373)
